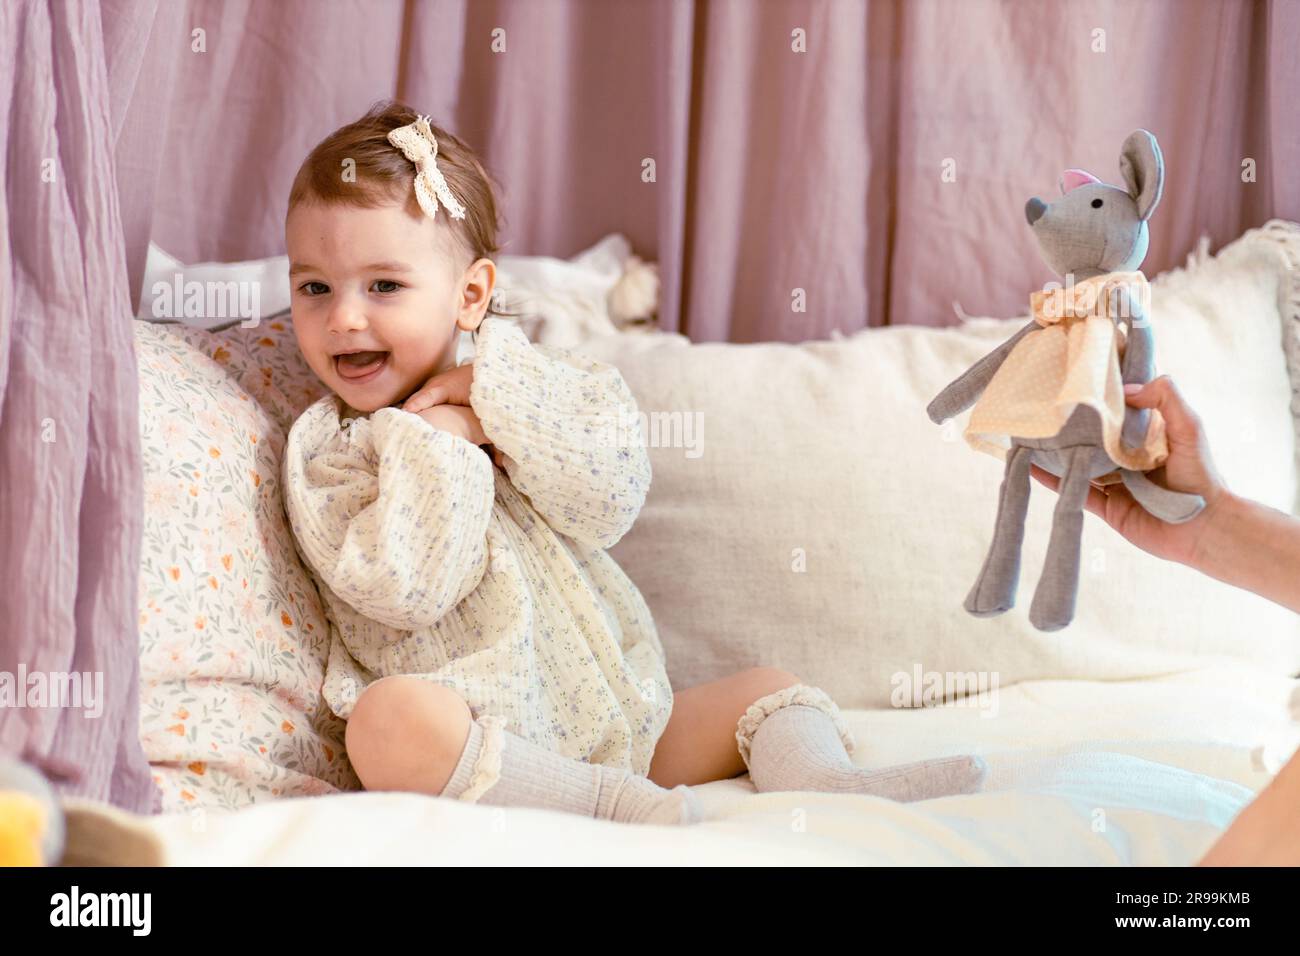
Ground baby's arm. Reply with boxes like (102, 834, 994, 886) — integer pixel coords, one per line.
(417, 403, 504, 465)
(282, 399, 496, 630)
(469, 317, 651, 549)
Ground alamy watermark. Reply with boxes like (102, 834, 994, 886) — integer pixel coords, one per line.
(890, 664, 999, 718)
(50, 886, 150, 935)
(0, 665, 104, 718)
(1036, 273, 1151, 327)
(592, 404, 704, 459)
(151, 272, 262, 328)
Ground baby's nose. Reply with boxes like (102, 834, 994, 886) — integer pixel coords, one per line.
(327, 303, 367, 331)
(1025, 198, 1047, 225)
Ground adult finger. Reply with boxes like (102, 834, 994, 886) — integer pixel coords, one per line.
(1029, 463, 1058, 491)
(1123, 375, 1202, 445)
(1099, 480, 1154, 539)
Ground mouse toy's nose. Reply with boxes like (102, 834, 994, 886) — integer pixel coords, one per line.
(1025, 197, 1047, 225)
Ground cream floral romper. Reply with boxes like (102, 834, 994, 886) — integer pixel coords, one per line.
(282, 317, 672, 776)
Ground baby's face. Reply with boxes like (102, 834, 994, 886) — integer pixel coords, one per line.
(286, 200, 493, 413)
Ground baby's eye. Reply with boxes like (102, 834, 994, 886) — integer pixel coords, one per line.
(300, 281, 329, 296)
(372, 280, 403, 294)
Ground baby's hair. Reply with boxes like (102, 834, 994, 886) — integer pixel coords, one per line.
(287, 99, 521, 321)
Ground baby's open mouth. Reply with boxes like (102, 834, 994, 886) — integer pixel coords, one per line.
(334, 350, 390, 381)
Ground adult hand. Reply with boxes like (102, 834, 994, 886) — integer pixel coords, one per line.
(1198, 740, 1300, 866)
(1029, 375, 1231, 567)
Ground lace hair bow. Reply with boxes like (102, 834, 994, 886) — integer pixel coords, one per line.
(386, 115, 468, 221)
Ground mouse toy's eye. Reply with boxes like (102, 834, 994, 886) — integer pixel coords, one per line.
(1091, 198, 1104, 208)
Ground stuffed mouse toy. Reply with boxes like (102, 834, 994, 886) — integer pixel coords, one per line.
(927, 129, 1205, 632)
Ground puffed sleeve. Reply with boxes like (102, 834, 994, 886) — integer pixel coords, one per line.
(282, 396, 496, 631)
(468, 317, 652, 549)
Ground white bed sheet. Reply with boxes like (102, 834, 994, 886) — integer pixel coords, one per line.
(145, 662, 1300, 866)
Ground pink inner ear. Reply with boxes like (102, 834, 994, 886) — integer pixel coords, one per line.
(1060, 169, 1101, 193)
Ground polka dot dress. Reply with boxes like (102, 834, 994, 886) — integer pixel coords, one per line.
(964, 272, 1168, 472)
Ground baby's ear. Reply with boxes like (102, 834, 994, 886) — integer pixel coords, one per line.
(1119, 129, 1164, 221)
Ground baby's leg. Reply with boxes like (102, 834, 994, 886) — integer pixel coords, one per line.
(345, 676, 700, 825)
(725, 674, 987, 801)
(344, 676, 472, 795)
(649, 667, 807, 787)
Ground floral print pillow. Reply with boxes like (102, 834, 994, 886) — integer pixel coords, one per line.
(134, 312, 360, 812)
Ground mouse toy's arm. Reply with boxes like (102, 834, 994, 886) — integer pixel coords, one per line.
(1112, 284, 1154, 450)
(926, 317, 1040, 424)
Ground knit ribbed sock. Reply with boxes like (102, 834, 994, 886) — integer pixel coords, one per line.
(440, 715, 702, 825)
(740, 691, 988, 802)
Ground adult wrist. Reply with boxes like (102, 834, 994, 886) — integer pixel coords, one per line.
(1186, 486, 1246, 578)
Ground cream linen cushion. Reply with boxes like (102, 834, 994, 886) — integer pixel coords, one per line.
(582, 221, 1300, 708)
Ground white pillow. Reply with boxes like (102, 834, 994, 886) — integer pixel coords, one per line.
(138, 245, 292, 329)
(493, 232, 638, 346)
(580, 221, 1300, 709)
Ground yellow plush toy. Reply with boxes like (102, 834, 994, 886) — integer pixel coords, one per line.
(0, 792, 50, 866)
(0, 757, 65, 866)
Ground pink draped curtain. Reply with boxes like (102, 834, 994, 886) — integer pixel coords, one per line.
(123, 0, 1298, 341)
(1, 0, 157, 811)
(2, 0, 1297, 813)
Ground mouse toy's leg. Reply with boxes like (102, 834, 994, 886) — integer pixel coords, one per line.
(964, 443, 1033, 618)
(1119, 469, 1205, 524)
(1028, 445, 1093, 632)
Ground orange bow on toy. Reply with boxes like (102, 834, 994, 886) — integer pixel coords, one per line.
(1029, 271, 1149, 330)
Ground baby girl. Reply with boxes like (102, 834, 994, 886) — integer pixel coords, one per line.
(280, 100, 988, 825)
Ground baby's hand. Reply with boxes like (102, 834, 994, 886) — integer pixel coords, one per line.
(415, 404, 504, 467)
(416, 403, 485, 443)
(402, 362, 505, 466)
(403, 363, 475, 414)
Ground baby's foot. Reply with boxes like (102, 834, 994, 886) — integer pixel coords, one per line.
(746, 700, 989, 802)
(835, 755, 990, 802)
(598, 772, 703, 825)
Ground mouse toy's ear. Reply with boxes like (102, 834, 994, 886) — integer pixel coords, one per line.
(1059, 169, 1101, 194)
(1119, 129, 1164, 221)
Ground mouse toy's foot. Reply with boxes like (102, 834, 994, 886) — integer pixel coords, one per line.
(1119, 469, 1205, 524)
